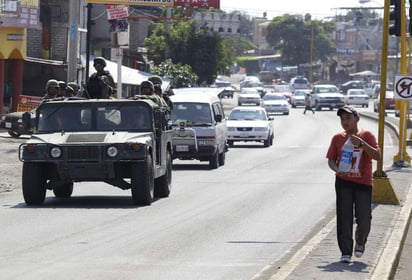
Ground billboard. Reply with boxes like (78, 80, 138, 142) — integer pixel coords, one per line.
(0, 0, 40, 29)
(86, 0, 173, 7)
(173, 0, 220, 9)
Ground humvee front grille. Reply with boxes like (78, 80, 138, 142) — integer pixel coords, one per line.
(68, 146, 100, 160)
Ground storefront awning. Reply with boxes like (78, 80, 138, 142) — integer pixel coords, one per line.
(81, 55, 171, 91)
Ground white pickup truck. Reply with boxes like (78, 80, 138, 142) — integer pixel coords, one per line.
(310, 84, 345, 111)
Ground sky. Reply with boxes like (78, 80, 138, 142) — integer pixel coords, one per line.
(219, 0, 384, 19)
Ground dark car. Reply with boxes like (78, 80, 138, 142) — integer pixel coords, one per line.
(339, 80, 365, 94)
(0, 109, 36, 137)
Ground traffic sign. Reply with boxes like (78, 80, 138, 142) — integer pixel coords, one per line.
(394, 75, 412, 100)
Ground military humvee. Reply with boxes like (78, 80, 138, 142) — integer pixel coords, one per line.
(19, 98, 173, 206)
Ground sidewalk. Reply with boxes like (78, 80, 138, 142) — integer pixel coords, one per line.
(268, 113, 412, 280)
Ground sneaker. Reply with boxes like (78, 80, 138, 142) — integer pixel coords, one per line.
(354, 243, 365, 258)
(340, 255, 352, 263)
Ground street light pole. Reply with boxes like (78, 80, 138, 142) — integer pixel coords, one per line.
(67, 0, 79, 83)
(372, 0, 400, 205)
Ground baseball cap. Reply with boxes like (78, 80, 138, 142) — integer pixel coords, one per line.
(337, 105, 358, 116)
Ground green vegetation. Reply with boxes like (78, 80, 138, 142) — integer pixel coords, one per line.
(266, 14, 335, 66)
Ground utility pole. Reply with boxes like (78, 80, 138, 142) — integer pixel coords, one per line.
(85, 3, 92, 82)
(67, 0, 80, 83)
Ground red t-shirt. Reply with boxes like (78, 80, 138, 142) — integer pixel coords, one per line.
(326, 129, 379, 186)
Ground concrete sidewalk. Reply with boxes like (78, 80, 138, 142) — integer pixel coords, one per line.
(267, 113, 412, 280)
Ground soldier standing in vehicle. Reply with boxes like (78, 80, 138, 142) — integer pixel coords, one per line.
(66, 82, 80, 97)
(149, 75, 173, 110)
(135, 81, 164, 106)
(43, 79, 60, 100)
(57, 81, 67, 97)
(87, 57, 115, 99)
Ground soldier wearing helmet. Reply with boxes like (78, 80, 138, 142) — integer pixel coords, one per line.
(148, 75, 162, 87)
(140, 80, 155, 95)
(43, 79, 59, 100)
(87, 57, 115, 99)
(149, 75, 173, 110)
(57, 81, 67, 97)
(67, 82, 80, 97)
(133, 80, 164, 106)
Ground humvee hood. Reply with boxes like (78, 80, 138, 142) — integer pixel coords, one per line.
(28, 131, 153, 145)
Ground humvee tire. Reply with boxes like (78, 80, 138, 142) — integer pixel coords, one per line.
(131, 154, 154, 205)
(22, 163, 47, 205)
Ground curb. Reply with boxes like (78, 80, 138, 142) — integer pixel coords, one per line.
(371, 182, 412, 279)
(360, 111, 412, 279)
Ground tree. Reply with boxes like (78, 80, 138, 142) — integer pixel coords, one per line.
(266, 14, 335, 67)
(144, 12, 254, 85)
(151, 59, 198, 88)
(144, 21, 225, 84)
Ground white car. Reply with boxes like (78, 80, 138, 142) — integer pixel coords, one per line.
(290, 89, 311, 108)
(345, 89, 369, 107)
(227, 106, 274, 147)
(262, 93, 290, 115)
(238, 88, 262, 106)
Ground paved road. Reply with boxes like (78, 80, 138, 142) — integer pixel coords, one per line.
(261, 112, 412, 280)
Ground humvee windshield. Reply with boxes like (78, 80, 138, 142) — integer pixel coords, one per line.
(37, 103, 152, 133)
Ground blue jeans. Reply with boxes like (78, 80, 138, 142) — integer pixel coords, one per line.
(335, 176, 372, 256)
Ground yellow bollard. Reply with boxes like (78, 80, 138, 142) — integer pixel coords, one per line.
(372, 176, 400, 205)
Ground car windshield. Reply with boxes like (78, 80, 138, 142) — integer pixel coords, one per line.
(171, 102, 212, 126)
(244, 82, 262, 88)
(240, 88, 259, 94)
(215, 81, 231, 87)
(349, 90, 366, 96)
(294, 78, 308, 84)
(228, 109, 267, 121)
(317, 86, 339, 93)
(294, 92, 306, 96)
(263, 94, 285, 101)
(273, 85, 290, 92)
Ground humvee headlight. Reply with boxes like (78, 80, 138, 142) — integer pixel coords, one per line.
(107, 146, 118, 157)
(50, 147, 62, 158)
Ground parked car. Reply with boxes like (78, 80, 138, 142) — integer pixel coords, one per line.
(238, 88, 262, 106)
(310, 84, 345, 111)
(339, 80, 365, 94)
(345, 89, 370, 107)
(0, 108, 36, 138)
(290, 89, 311, 108)
(226, 106, 274, 147)
(262, 93, 290, 115)
(373, 91, 395, 112)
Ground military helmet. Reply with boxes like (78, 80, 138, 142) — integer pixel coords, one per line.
(148, 75, 162, 86)
(140, 80, 154, 91)
(67, 82, 79, 91)
(45, 79, 59, 90)
(93, 57, 106, 67)
(58, 81, 67, 89)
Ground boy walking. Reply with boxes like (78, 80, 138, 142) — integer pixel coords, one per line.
(326, 105, 381, 263)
